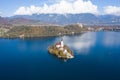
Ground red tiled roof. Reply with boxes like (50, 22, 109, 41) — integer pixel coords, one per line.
(56, 42, 61, 45)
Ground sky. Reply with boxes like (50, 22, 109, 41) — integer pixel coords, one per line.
(0, 0, 120, 17)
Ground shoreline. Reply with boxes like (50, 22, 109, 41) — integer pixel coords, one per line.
(0, 32, 84, 39)
(1, 31, 120, 39)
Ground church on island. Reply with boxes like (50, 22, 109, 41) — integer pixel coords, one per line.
(55, 38, 74, 58)
(55, 39, 64, 50)
(48, 38, 74, 59)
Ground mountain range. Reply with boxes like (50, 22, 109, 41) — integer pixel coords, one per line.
(0, 13, 120, 26)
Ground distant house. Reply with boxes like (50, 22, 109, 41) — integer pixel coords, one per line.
(77, 23, 83, 28)
(19, 34, 24, 38)
(56, 42, 61, 48)
(88, 27, 94, 31)
(63, 49, 68, 54)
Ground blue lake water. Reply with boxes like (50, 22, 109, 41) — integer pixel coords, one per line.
(0, 32, 120, 80)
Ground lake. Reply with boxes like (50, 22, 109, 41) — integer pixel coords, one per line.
(0, 32, 120, 80)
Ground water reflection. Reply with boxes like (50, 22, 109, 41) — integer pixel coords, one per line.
(60, 32, 96, 54)
(103, 32, 120, 46)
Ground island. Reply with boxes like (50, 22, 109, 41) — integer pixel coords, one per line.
(48, 39, 74, 59)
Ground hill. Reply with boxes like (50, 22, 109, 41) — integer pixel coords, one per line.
(1, 24, 85, 38)
(0, 13, 120, 26)
(11, 13, 120, 25)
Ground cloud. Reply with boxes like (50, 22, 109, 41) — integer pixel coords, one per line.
(14, 0, 99, 15)
(104, 6, 120, 16)
(0, 12, 2, 15)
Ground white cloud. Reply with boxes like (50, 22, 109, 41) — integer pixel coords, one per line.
(14, 0, 99, 15)
(0, 12, 2, 16)
(104, 6, 120, 16)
